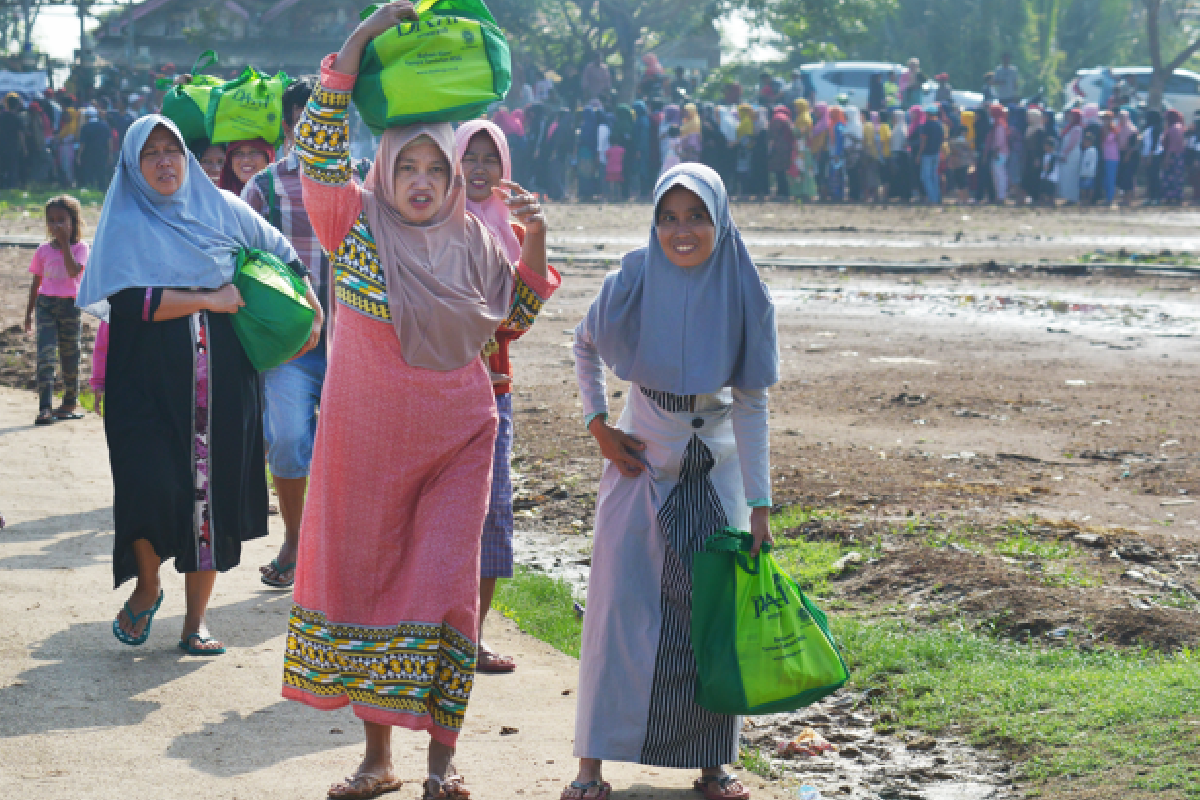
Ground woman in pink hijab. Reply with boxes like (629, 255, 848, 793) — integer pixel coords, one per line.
(453, 119, 552, 677)
(281, 4, 561, 798)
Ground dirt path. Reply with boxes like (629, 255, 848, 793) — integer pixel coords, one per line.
(0, 386, 791, 800)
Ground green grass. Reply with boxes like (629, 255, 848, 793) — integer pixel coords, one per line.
(996, 531, 1077, 560)
(492, 568, 582, 658)
(838, 619, 1200, 797)
(0, 186, 106, 212)
(492, 507, 1200, 798)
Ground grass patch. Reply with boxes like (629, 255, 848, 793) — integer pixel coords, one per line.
(492, 567, 582, 658)
(997, 531, 1076, 560)
(0, 186, 106, 212)
(837, 618, 1200, 797)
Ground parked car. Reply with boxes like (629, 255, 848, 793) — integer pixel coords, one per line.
(798, 62, 984, 111)
(1064, 67, 1200, 119)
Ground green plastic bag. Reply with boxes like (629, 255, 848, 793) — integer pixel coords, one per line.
(352, 0, 512, 135)
(158, 51, 224, 147)
(230, 248, 314, 372)
(205, 67, 289, 145)
(691, 528, 849, 715)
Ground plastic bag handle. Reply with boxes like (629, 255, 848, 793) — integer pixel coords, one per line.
(703, 527, 773, 556)
(359, 1, 432, 21)
(191, 50, 218, 75)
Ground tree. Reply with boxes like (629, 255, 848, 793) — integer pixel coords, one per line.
(741, 0, 897, 62)
(1142, 0, 1200, 108)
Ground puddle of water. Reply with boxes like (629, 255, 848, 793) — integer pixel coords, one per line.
(772, 284, 1200, 338)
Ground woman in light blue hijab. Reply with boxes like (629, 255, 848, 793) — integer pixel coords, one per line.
(565, 163, 778, 800)
(85, 115, 317, 657)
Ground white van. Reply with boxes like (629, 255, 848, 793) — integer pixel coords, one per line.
(1064, 67, 1200, 119)
(798, 62, 984, 111)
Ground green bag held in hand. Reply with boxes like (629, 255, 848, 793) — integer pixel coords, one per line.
(230, 248, 314, 372)
(352, 0, 512, 136)
(691, 528, 849, 715)
(158, 51, 223, 147)
(205, 67, 289, 145)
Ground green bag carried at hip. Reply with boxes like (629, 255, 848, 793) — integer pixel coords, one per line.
(205, 67, 289, 145)
(230, 248, 314, 372)
(352, 0, 512, 136)
(158, 51, 223, 147)
(691, 528, 849, 715)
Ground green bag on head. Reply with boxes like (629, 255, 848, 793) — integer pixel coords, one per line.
(230, 248, 314, 372)
(158, 51, 223, 147)
(352, 0, 512, 136)
(205, 67, 289, 145)
(691, 528, 850, 715)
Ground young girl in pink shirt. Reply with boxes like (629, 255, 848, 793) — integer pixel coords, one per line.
(24, 195, 88, 425)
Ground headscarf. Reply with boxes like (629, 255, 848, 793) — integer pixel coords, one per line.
(844, 106, 864, 139)
(828, 106, 846, 126)
(1117, 109, 1138, 149)
(454, 120, 522, 263)
(510, 108, 526, 136)
(493, 106, 522, 136)
(362, 124, 516, 372)
(577, 163, 778, 395)
(890, 108, 908, 150)
(642, 53, 665, 78)
(1025, 108, 1043, 138)
(78, 115, 297, 315)
(908, 105, 926, 128)
(680, 103, 702, 137)
(718, 105, 739, 144)
(615, 103, 635, 144)
(1064, 108, 1082, 131)
(663, 104, 682, 128)
(988, 102, 1007, 122)
(794, 99, 813, 134)
(1082, 102, 1100, 127)
(960, 109, 976, 148)
(754, 107, 770, 134)
(811, 101, 829, 137)
(736, 103, 755, 139)
(218, 137, 275, 195)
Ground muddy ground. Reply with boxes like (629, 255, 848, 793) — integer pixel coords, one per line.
(2, 201, 1199, 798)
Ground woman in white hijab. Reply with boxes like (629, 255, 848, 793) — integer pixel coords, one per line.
(564, 163, 778, 800)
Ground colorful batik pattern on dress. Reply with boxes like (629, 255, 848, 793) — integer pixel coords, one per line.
(284, 604, 478, 737)
(193, 312, 214, 571)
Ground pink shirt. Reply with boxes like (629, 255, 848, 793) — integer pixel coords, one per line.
(1103, 131, 1120, 161)
(605, 145, 625, 180)
(29, 241, 88, 298)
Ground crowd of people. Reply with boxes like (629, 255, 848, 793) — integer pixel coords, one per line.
(25, 3, 780, 800)
(485, 54, 1200, 208)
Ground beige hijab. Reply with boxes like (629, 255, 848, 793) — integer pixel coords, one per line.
(363, 123, 514, 372)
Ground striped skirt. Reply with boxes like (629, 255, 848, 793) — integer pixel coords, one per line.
(574, 386, 749, 768)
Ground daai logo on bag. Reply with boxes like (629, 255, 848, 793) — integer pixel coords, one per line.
(395, 14, 464, 37)
(752, 573, 811, 622)
(231, 88, 272, 110)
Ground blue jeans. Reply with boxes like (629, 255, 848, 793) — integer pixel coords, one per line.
(1104, 158, 1119, 203)
(920, 154, 941, 203)
(262, 348, 326, 479)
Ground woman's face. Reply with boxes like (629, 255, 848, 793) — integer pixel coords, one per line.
(139, 125, 187, 196)
(199, 145, 225, 183)
(228, 143, 270, 184)
(655, 186, 715, 269)
(393, 136, 451, 224)
(462, 131, 502, 204)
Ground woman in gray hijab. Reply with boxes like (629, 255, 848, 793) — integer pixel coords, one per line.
(565, 163, 779, 800)
(78, 115, 317, 655)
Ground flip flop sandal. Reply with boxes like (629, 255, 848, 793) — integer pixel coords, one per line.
(327, 773, 403, 800)
(260, 558, 296, 589)
(694, 775, 750, 800)
(560, 781, 612, 800)
(178, 633, 226, 656)
(112, 589, 164, 646)
(34, 413, 56, 426)
(423, 775, 471, 799)
(54, 411, 84, 420)
(477, 647, 517, 673)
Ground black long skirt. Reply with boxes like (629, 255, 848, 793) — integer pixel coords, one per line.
(104, 287, 267, 588)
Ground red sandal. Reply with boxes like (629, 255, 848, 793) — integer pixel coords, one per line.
(693, 774, 750, 800)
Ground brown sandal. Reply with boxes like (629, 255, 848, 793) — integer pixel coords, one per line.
(423, 775, 470, 799)
(327, 772, 403, 800)
(694, 774, 750, 800)
(477, 645, 516, 673)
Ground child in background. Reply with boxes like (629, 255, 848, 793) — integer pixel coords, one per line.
(1040, 136, 1059, 205)
(605, 142, 625, 201)
(23, 195, 88, 426)
(662, 124, 682, 172)
(90, 321, 109, 416)
(1080, 132, 1098, 205)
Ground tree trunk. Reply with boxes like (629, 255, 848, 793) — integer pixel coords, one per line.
(1145, 0, 1166, 110)
(1148, 71, 1166, 111)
